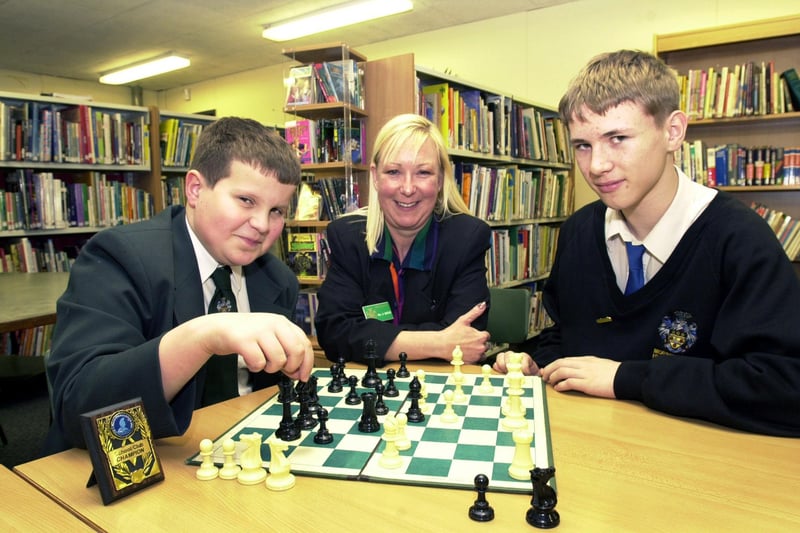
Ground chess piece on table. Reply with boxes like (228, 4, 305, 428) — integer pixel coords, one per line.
(358, 392, 381, 433)
(468, 473, 495, 522)
(406, 376, 425, 423)
(439, 389, 458, 424)
(276, 378, 301, 441)
(526, 466, 560, 529)
(396, 352, 410, 378)
(336, 356, 349, 387)
(450, 345, 467, 403)
(479, 364, 494, 394)
(378, 413, 403, 469)
(361, 339, 381, 388)
(395, 413, 411, 451)
(196, 438, 219, 480)
(416, 369, 432, 414)
(265, 435, 295, 491)
(314, 407, 334, 445)
(237, 432, 267, 485)
(383, 368, 399, 397)
(508, 430, 535, 480)
(345, 375, 362, 405)
(293, 382, 318, 431)
(374, 381, 389, 415)
(218, 438, 241, 480)
(328, 363, 343, 393)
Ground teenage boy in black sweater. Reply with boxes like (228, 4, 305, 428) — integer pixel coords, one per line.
(494, 50, 800, 437)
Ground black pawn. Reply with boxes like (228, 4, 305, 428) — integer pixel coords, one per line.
(396, 352, 410, 378)
(383, 368, 399, 397)
(468, 474, 495, 522)
(374, 381, 389, 415)
(405, 376, 425, 423)
(306, 375, 321, 415)
(336, 356, 348, 387)
(345, 375, 361, 405)
(328, 363, 343, 393)
(358, 392, 381, 433)
(362, 339, 380, 388)
(526, 467, 560, 529)
(313, 407, 334, 445)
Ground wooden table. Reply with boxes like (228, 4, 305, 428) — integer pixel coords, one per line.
(0, 272, 69, 333)
(0, 465, 92, 530)
(14, 362, 800, 531)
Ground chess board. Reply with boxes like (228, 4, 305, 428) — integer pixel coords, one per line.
(187, 366, 555, 494)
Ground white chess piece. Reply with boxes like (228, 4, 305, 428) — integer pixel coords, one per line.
(395, 412, 411, 451)
(218, 438, 241, 480)
(508, 429, 535, 480)
(439, 389, 459, 424)
(378, 414, 403, 469)
(196, 438, 219, 480)
(237, 432, 266, 485)
(416, 369, 433, 414)
(479, 364, 494, 394)
(265, 435, 296, 491)
(450, 346, 467, 402)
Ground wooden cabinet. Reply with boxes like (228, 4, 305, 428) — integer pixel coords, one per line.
(655, 14, 800, 264)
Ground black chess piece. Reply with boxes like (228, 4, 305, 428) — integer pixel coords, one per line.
(383, 368, 399, 397)
(293, 385, 318, 431)
(526, 466, 560, 529)
(345, 375, 361, 405)
(313, 407, 334, 445)
(405, 376, 425, 423)
(374, 381, 389, 415)
(276, 377, 301, 441)
(468, 474, 495, 522)
(358, 392, 381, 433)
(328, 363, 343, 393)
(396, 352, 410, 378)
(336, 356, 349, 387)
(362, 339, 380, 388)
(306, 375, 321, 415)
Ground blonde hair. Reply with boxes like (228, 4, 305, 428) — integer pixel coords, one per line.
(357, 113, 471, 254)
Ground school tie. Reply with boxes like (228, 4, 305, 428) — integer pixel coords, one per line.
(625, 242, 646, 295)
(201, 266, 240, 406)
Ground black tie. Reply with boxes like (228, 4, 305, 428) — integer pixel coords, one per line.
(201, 266, 239, 406)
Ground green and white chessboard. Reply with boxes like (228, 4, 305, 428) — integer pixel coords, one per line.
(187, 366, 555, 494)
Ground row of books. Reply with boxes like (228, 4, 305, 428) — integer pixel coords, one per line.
(293, 289, 320, 337)
(751, 202, 800, 261)
(677, 141, 800, 187)
(0, 323, 54, 357)
(159, 118, 210, 168)
(0, 100, 150, 165)
(285, 60, 365, 109)
(416, 81, 572, 165)
(675, 64, 800, 120)
(2, 170, 154, 231)
(284, 118, 365, 165)
(288, 177, 353, 222)
(454, 162, 573, 222)
(0, 236, 74, 273)
(285, 231, 330, 283)
(162, 175, 187, 209)
(486, 224, 560, 287)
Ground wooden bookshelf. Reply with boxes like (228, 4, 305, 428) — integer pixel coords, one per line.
(654, 15, 800, 267)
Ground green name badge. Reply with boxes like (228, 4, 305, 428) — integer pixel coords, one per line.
(363, 301, 393, 321)
(80, 398, 164, 505)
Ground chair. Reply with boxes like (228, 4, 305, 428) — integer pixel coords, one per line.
(486, 287, 531, 355)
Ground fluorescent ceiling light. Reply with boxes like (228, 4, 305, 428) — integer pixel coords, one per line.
(262, 0, 413, 42)
(99, 54, 191, 85)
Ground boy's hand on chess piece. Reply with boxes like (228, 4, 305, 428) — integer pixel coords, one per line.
(493, 351, 540, 376)
(441, 302, 490, 364)
(540, 356, 620, 398)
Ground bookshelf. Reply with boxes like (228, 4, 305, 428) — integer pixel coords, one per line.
(654, 14, 800, 267)
(364, 54, 574, 339)
(149, 108, 217, 210)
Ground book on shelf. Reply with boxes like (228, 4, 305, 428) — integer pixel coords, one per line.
(286, 232, 324, 280)
(285, 65, 317, 105)
(421, 82, 450, 148)
(782, 68, 800, 110)
(313, 63, 338, 103)
(284, 119, 316, 164)
(293, 289, 319, 337)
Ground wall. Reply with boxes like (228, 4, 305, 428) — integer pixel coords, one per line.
(2, 0, 798, 207)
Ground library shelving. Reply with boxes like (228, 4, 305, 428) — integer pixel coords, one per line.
(655, 14, 800, 267)
(364, 53, 574, 338)
(150, 108, 217, 210)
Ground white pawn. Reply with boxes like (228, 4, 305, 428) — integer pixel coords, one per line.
(508, 429, 535, 480)
(378, 414, 403, 469)
(218, 438, 241, 480)
(237, 432, 266, 485)
(439, 389, 458, 424)
(265, 435, 296, 491)
(479, 364, 494, 394)
(416, 369, 433, 414)
(395, 412, 411, 451)
(196, 438, 219, 480)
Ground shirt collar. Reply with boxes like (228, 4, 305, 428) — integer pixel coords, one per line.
(371, 216, 438, 271)
(185, 217, 243, 285)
